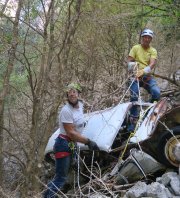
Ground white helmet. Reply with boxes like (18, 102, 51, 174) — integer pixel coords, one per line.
(141, 29, 154, 38)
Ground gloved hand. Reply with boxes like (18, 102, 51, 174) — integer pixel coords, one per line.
(136, 69, 144, 78)
(143, 66, 151, 74)
(128, 62, 136, 71)
(86, 139, 100, 151)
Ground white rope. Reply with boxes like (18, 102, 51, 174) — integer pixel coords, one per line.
(73, 66, 155, 195)
(88, 151, 94, 197)
(87, 76, 137, 142)
(77, 153, 115, 197)
(76, 146, 86, 198)
(158, 120, 180, 143)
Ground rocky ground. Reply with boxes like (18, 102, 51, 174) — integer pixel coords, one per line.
(82, 170, 180, 198)
(123, 171, 180, 198)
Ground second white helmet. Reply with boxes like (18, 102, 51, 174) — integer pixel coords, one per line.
(141, 29, 154, 38)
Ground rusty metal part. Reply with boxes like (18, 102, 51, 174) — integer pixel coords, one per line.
(148, 97, 168, 123)
(165, 135, 180, 167)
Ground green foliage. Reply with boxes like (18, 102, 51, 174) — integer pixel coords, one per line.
(4, 70, 29, 106)
(9, 71, 28, 90)
(0, 70, 29, 103)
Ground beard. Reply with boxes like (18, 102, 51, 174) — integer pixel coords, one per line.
(68, 99, 79, 107)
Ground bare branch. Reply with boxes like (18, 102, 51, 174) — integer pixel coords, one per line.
(3, 151, 26, 171)
(154, 73, 180, 87)
(0, 0, 9, 13)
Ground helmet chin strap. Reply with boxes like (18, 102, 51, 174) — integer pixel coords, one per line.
(68, 99, 79, 107)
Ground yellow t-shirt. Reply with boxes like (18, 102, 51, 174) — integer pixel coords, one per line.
(129, 44, 157, 69)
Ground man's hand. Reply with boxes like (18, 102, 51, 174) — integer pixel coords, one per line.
(136, 69, 144, 78)
(143, 66, 151, 74)
(136, 66, 151, 78)
(128, 62, 137, 71)
(86, 139, 100, 151)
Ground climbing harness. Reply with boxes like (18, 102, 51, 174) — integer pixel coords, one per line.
(68, 141, 75, 151)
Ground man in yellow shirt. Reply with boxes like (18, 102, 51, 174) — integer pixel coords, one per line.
(127, 29, 161, 131)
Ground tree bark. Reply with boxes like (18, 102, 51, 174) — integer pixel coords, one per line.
(0, 0, 23, 188)
(23, 0, 83, 194)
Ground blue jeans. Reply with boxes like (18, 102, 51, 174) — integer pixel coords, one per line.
(44, 137, 72, 198)
(128, 76, 160, 130)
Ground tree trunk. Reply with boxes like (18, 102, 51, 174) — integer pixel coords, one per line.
(0, 0, 23, 188)
(20, 0, 83, 195)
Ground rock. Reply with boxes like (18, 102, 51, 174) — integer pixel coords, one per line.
(156, 171, 180, 196)
(125, 181, 147, 198)
(170, 175, 180, 196)
(146, 182, 172, 198)
(157, 171, 177, 186)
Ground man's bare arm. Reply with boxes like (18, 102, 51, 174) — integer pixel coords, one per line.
(63, 123, 88, 144)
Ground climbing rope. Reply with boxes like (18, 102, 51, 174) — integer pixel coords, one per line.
(118, 66, 157, 161)
(118, 102, 155, 161)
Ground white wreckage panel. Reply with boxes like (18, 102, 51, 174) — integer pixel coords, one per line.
(130, 98, 168, 143)
(45, 129, 60, 155)
(130, 104, 156, 143)
(78, 102, 132, 152)
(45, 102, 132, 155)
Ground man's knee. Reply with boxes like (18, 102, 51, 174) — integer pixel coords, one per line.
(151, 84, 161, 98)
(154, 89, 161, 99)
(130, 97, 138, 102)
(130, 90, 139, 102)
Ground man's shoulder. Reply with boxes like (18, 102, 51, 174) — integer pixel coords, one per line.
(60, 103, 72, 114)
(149, 46, 157, 53)
(78, 100, 84, 108)
(130, 44, 142, 53)
(132, 44, 141, 49)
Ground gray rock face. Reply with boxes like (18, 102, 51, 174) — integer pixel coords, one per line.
(146, 182, 172, 198)
(156, 171, 180, 196)
(170, 176, 180, 196)
(125, 181, 147, 198)
(124, 171, 180, 198)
